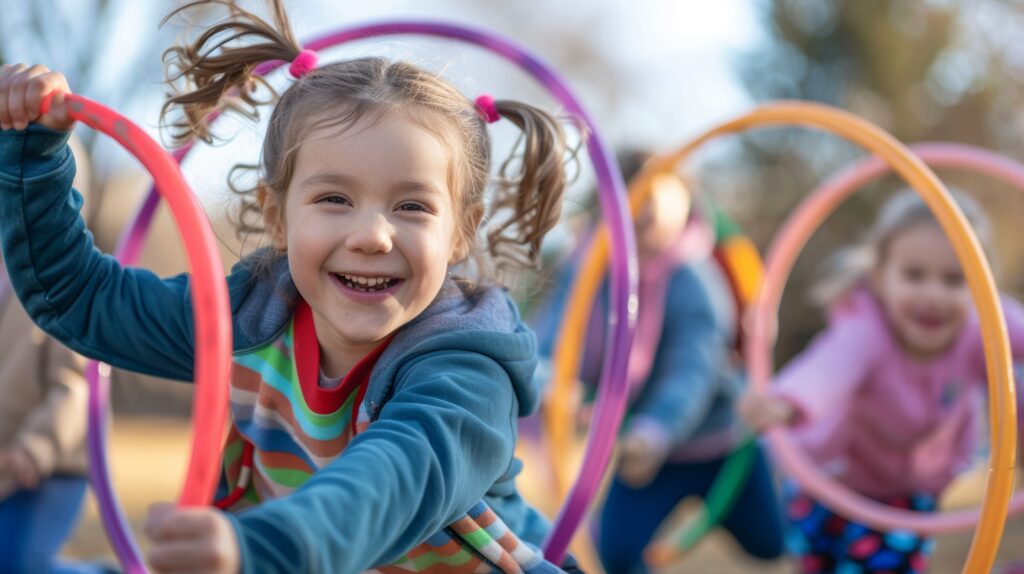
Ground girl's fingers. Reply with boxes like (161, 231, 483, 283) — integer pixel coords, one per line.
(144, 505, 218, 542)
(142, 502, 179, 540)
(0, 63, 29, 130)
(0, 65, 73, 132)
(147, 540, 218, 573)
(33, 73, 74, 131)
(144, 506, 238, 574)
(7, 77, 28, 131)
(8, 65, 48, 130)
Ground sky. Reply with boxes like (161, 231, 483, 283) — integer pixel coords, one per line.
(2, 0, 767, 225)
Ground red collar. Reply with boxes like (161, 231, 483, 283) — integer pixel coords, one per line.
(292, 299, 393, 415)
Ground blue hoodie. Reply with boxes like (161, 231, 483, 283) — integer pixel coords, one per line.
(0, 125, 558, 573)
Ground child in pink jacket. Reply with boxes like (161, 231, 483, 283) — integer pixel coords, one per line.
(740, 190, 1024, 573)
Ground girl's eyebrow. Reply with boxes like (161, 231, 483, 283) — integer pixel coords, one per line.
(392, 180, 446, 199)
(299, 170, 358, 191)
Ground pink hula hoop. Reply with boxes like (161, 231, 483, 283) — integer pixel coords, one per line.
(750, 142, 1024, 533)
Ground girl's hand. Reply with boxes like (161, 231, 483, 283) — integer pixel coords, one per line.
(737, 391, 798, 433)
(0, 447, 40, 490)
(143, 502, 241, 574)
(618, 433, 669, 488)
(9, 448, 40, 490)
(0, 64, 75, 132)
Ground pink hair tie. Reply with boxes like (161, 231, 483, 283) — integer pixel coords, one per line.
(288, 49, 318, 79)
(475, 94, 500, 124)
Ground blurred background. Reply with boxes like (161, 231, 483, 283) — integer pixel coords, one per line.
(4, 0, 1024, 572)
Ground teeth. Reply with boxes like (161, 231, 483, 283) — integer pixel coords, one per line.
(338, 273, 394, 291)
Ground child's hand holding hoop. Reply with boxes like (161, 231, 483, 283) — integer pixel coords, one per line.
(0, 64, 75, 132)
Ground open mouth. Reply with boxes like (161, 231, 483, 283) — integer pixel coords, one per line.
(332, 273, 401, 293)
(912, 314, 947, 330)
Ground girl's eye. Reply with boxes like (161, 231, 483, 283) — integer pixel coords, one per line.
(943, 272, 965, 288)
(902, 267, 926, 282)
(319, 195, 351, 206)
(397, 202, 429, 213)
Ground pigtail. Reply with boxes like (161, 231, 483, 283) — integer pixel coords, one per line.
(159, 0, 302, 144)
(485, 101, 579, 274)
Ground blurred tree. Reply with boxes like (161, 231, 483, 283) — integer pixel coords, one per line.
(0, 0, 183, 223)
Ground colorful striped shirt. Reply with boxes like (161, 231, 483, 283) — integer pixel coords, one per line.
(219, 299, 559, 573)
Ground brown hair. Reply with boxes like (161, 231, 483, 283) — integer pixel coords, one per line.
(160, 0, 578, 284)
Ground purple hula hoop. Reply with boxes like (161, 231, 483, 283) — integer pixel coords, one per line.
(86, 145, 190, 573)
(88, 21, 637, 566)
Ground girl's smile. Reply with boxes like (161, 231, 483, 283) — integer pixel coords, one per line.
(872, 222, 971, 360)
(330, 272, 404, 302)
(266, 110, 466, 378)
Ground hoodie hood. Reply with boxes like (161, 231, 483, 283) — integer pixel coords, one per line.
(367, 279, 540, 419)
(229, 251, 540, 419)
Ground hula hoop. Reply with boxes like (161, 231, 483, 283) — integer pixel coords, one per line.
(40, 93, 233, 574)
(731, 106, 1015, 574)
(644, 437, 759, 566)
(91, 21, 637, 566)
(749, 142, 1024, 537)
(545, 165, 766, 563)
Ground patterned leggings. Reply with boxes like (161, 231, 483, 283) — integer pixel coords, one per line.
(784, 483, 936, 574)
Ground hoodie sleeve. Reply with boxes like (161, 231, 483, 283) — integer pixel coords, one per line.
(226, 348, 519, 574)
(771, 310, 881, 424)
(627, 265, 725, 446)
(0, 125, 200, 380)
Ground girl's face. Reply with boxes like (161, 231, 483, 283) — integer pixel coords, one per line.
(267, 110, 467, 376)
(872, 223, 972, 360)
(636, 174, 690, 256)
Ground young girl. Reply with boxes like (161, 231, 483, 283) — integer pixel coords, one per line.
(535, 152, 785, 573)
(740, 190, 1024, 573)
(0, 1, 583, 572)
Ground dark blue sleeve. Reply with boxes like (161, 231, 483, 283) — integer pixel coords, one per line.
(630, 265, 724, 443)
(226, 348, 518, 573)
(0, 125, 199, 380)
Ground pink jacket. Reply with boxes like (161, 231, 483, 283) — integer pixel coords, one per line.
(772, 287, 1024, 498)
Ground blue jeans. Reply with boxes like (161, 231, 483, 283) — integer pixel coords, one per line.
(597, 445, 785, 574)
(0, 475, 88, 573)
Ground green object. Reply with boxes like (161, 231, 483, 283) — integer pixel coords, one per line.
(675, 436, 758, 551)
(707, 198, 744, 241)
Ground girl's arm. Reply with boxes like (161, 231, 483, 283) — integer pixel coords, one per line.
(770, 310, 881, 423)
(628, 265, 725, 447)
(0, 125, 198, 380)
(226, 349, 520, 574)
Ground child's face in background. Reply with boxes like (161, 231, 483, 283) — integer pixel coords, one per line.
(636, 174, 690, 256)
(270, 110, 466, 376)
(872, 222, 971, 360)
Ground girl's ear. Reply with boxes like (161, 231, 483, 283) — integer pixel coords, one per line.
(259, 187, 288, 251)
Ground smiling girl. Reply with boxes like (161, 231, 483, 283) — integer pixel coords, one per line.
(740, 190, 1024, 573)
(0, 1, 583, 572)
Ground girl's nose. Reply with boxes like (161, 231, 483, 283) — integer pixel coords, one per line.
(345, 213, 394, 254)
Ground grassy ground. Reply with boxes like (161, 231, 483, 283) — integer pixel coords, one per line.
(62, 418, 1024, 573)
